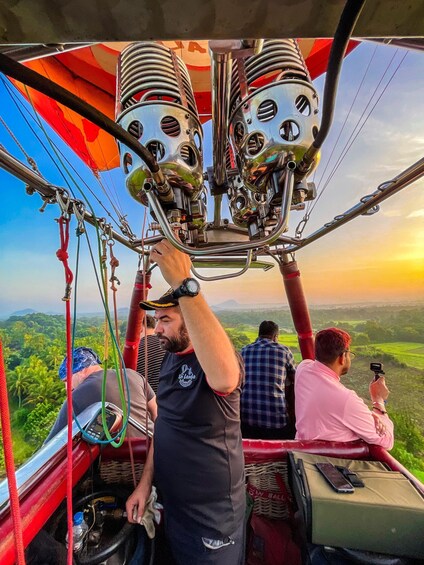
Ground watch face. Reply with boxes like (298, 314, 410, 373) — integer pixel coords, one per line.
(185, 279, 199, 294)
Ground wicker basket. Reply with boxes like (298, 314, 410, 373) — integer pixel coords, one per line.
(99, 460, 144, 486)
(245, 461, 293, 519)
(99, 458, 293, 520)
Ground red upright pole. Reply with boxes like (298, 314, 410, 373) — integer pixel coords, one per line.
(0, 341, 26, 564)
(123, 271, 151, 370)
(280, 260, 315, 360)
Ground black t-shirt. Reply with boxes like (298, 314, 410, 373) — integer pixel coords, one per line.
(154, 350, 245, 539)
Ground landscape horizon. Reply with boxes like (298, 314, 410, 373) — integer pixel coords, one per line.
(1, 297, 424, 320)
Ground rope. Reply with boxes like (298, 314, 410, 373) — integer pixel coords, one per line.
(56, 217, 73, 301)
(71, 230, 128, 445)
(140, 210, 152, 456)
(55, 216, 74, 565)
(309, 49, 406, 217)
(108, 239, 127, 433)
(108, 239, 123, 380)
(0, 340, 26, 564)
(0, 114, 39, 173)
(101, 236, 109, 361)
(99, 233, 127, 448)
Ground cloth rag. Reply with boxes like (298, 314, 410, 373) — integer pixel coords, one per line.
(138, 486, 162, 539)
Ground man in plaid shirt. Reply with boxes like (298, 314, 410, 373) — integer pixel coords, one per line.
(241, 320, 296, 439)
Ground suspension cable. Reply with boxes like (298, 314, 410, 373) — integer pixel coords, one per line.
(21, 82, 129, 232)
(93, 137, 125, 215)
(0, 114, 39, 174)
(297, 44, 380, 236)
(1, 76, 133, 235)
(308, 49, 407, 218)
(314, 44, 379, 198)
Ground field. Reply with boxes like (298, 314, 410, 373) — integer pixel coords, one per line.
(372, 342, 424, 370)
(243, 330, 300, 350)
(238, 332, 424, 369)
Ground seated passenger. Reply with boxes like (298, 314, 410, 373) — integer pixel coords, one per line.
(137, 314, 166, 394)
(45, 347, 157, 442)
(241, 320, 296, 439)
(295, 328, 394, 449)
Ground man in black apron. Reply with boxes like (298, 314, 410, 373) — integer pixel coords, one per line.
(126, 239, 245, 565)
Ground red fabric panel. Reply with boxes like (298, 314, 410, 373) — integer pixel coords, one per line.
(306, 39, 359, 80)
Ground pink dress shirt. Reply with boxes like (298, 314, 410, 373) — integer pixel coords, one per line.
(295, 359, 394, 449)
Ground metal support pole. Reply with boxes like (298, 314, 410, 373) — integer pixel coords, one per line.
(123, 272, 151, 370)
(210, 42, 234, 189)
(280, 259, 314, 360)
(286, 156, 424, 252)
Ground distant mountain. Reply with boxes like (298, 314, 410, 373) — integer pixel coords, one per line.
(212, 300, 240, 310)
(9, 308, 38, 317)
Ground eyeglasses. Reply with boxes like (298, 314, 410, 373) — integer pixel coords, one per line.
(343, 350, 356, 358)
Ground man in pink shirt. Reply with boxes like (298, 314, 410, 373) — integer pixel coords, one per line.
(295, 327, 394, 449)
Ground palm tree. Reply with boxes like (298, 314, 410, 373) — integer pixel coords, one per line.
(43, 342, 64, 371)
(8, 365, 31, 407)
(23, 332, 47, 355)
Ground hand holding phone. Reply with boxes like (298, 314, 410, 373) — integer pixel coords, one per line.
(315, 462, 355, 493)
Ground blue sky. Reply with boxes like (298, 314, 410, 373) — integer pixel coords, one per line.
(0, 42, 423, 317)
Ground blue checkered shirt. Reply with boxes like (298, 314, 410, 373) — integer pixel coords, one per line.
(241, 338, 296, 429)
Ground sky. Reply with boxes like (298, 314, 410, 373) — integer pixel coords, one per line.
(0, 41, 423, 317)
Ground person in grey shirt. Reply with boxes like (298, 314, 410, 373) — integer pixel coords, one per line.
(137, 314, 166, 394)
(46, 347, 157, 442)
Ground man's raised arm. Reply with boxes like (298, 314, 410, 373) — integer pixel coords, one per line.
(150, 239, 240, 393)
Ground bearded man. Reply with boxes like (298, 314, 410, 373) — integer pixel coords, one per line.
(126, 239, 245, 565)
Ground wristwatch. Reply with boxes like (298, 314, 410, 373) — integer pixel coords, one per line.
(172, 278, 200, 299)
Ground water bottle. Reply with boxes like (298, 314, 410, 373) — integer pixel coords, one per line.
(66, 511, 88, 553)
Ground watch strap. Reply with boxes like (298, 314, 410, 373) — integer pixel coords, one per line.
(172, 278, 199, 299)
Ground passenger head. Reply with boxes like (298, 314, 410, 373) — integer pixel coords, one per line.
(259, 320, 279, 342)
(140, 314, 156, 338)
(315, 328, 352, 375)
(59, 347, 102, 388)
(145, 314, 156, 329)
(139, 289, 191, 353)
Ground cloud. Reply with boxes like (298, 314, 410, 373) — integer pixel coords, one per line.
(381, 209, 401, 218)
(407, 209, 424, 218)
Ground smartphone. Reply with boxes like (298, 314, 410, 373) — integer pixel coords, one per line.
(335, 465, 365, 488)
(315, 462, 355, 493)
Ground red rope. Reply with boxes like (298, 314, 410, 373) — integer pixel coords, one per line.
(56, 216, 74, 565)
(0, 340, 26, 564)
(56, 216, 74, 301)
